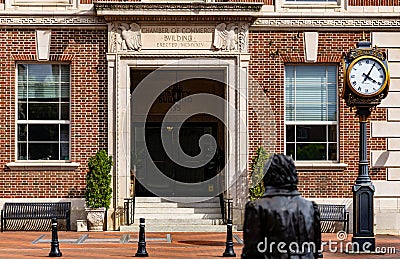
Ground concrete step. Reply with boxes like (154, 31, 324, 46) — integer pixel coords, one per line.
(134, 213, 222, 220)
(135, 197, 220, 203)
(124, 218, 224, 226)
(135, 207, 195, 214)
(177, 202, 221, 208)
(134, 207, 221, 214)
(120, 224, 229, 232)
(135, 202, 178, 208)
(135, 202, 220, 208)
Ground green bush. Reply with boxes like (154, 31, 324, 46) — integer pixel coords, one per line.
(249, 147, 269, 201)
(85, 150, 113, 209)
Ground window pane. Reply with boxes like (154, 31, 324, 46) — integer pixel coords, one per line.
(286, 125, 295, 142)
(285, 65, 337, 122)
(296, 125, 326, 142)
(328, 104, 337, 121)
(61, 103, 69, 120)
(28, 82, 59, 101)
(285, 66, 295, 121)
(328, 143, 337, 160)
(296, 143, 326, 160)
(61, 83, 69, 102)
(18, 82, 27, 100)
(28, 143, 59, 160)
(60, 125, 69, 141)
(61, 65, 70, 83)
(18, 64, 27, 82)
(18, 143, 27, 160)
(27, 64, 60, 83)
(18, 124, 27, 141)
(28, 103, 59, 120)
(29, 124, 59, 141)
(286, 143, 295, 158)
(329, 125, 337, 142)
(61, 143, 69, 160)
(18, 102, 27, 120)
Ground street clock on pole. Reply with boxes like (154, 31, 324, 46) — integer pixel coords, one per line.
(342, 43, 390, 108)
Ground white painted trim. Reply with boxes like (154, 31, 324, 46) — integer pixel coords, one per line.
(6, 162, 79, 170)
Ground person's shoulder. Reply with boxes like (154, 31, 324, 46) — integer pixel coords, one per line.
(245, 200, 258, 209)
(295, 196, 317, 208)
(245, 199, 267, 211)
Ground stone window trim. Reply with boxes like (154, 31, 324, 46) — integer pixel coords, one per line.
(6, 162, 80, 171)
(295, 161, 348, 171)
(5, 0, 78, 9)
(275, 0, 345, 11)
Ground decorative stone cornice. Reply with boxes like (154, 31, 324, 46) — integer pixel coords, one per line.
(95, 2, 262, 18)
(253, 18, 400, 30)
(0, 16, 106, 26)
(95, 2, 263, 12)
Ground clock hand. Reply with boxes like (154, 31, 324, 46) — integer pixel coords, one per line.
(362, 63, 376, 83)
(362, 73, 373, 83)
(362, 73, 378, 84)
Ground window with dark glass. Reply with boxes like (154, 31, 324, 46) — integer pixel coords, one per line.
(285, 65, 338, 161)
(17, 64, 70, 160)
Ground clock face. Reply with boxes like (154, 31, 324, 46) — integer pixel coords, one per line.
(348, 57, 387, 96)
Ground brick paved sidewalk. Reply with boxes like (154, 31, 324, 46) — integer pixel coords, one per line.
(0, 232, 398, 258)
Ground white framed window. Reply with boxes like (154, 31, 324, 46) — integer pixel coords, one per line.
(17, 64, 70, 161)
(274, 0, 345, 12)
(285, 65, 338, 161)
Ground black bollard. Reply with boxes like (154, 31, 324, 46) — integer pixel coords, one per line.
(135, 218, 148, 257)
(49, 218, 62, 257)
(223, 199, 236, 257)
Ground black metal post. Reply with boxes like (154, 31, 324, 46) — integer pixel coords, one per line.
(352, 108, 375, 252)
(135, 218, 148, 257)
(223, 199, 236, 257)
(49, 218, 62, 257)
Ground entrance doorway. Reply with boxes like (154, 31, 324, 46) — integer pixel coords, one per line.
(131, 69, 225, 197)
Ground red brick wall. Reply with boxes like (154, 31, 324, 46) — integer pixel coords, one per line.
(248, 31, 387, 198)
(349, 0, 400, 5)
(0, 29, 108, 198)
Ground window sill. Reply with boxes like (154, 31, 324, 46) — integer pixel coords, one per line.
(6, 162, 80, 171)
(282, 3, 341, 8)
(295, 162, 348, 171)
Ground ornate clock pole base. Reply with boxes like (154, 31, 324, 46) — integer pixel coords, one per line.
(351, 107, 375, 252)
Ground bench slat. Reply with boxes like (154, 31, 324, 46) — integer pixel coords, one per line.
(1, 202, 71, 232)
(317, 204, 349, 233)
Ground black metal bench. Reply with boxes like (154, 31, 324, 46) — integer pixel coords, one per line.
(1, 202, 71, 232)
(317, 204, 349, 233)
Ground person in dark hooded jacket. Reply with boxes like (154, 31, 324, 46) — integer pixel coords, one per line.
(242, 154, 321, 259)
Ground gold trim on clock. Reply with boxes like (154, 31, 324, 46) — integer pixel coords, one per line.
(346, 55, 389, 98)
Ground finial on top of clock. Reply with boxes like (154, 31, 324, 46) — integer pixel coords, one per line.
(356, 41, 371, 49)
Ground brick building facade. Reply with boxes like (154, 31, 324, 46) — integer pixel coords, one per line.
(0, 0, 399, 233)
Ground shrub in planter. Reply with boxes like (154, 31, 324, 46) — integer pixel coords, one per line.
(249, 147, 269, 201)
(85, 150, 113, 231)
